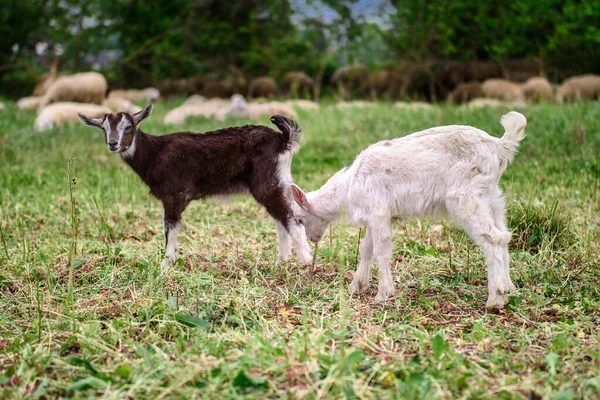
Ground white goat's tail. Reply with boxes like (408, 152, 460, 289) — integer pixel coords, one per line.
(499, 111, 527, 163)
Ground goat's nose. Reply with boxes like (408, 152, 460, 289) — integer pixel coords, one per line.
(108, 140, 118, 147)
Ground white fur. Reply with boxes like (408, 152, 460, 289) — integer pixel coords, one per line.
(162, 222, 181, 266)
(17, 96, 42, 110)
(108, 87, 160, 103)
(292, 112, 527, 308)
(39, 72, 108, 109)
(163, 98, 229, 125)
(35, 102, 111, 132)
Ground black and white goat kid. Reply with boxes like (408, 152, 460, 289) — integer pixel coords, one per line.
(78, 104, 312, 266)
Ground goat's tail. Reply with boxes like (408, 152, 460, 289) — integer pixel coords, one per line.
(499, 111, 527, 164)
(270, 115, 302, 154)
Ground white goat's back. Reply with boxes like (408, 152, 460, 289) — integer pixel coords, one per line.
(341, 113, 526, 224)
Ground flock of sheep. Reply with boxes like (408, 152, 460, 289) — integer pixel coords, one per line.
(2, 61, 600, 132)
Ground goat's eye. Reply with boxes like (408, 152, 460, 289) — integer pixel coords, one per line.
(298, 218, 304, 224)
(125, 126, 132, 131)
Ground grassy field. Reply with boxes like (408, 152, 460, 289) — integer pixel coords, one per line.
(0, 99, 599, 399)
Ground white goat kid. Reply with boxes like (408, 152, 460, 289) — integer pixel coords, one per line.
(291, 112, 526, 309)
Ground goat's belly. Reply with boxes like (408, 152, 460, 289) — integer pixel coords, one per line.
(390, 192, 448, 219)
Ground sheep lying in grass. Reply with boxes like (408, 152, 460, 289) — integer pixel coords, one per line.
(394, 101, 434, 110)
(103, 97, 143, 114)
(290, 112, 527, 310)
(78, 105, 312, 266)
(107, 87, 160, 103)
(336, 101, 376, 109)
(286, 100, 319, 111)
(522, 77, 553, 103)
(35, 102, 111, 131)
(482, 79, 524, 102)
(215, 95, 296, 121)
(39, 72, 108, 108)
(556, 74, 600, 103)
(163, 98, 229, 125)
(466, 98, 526, 109)
(17, 96, 42, 110)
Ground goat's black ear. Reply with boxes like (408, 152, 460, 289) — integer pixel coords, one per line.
(78, 112, 104, 128)
(290, 184, 311, 211)
(133, 104, 153, 125)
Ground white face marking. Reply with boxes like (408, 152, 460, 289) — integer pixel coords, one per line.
(102, 118, 111, 148)
(117, 115, 130, 146)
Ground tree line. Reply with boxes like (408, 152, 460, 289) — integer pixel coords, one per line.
(1, 0, 599, 98)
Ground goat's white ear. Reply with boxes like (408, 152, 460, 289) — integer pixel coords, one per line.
(133, 104, 153, 125)
(78, 112, 103, 128)
(290, 184, 311, 211)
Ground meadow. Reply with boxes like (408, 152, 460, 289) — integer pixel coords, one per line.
(0, 100, 598, 399)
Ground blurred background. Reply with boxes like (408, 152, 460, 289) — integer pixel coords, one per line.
(1, 0, 599, 101)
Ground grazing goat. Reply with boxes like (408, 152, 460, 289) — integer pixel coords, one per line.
(290, 112, 527, 310)
(78, 105, 312, 266)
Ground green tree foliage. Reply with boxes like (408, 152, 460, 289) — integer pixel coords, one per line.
(384, 0, 600, 70)
(1, 0, 600, 98)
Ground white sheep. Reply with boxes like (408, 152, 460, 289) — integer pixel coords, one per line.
(35, 102, 111, 132)
(103, 96, 142, 114)
(39, 72, 108, 108)
(522, 77, 553, 103)
(286, 99, 320, 111)
(556, 74, 600, 103)
(466, 98, 526, 109)
(17, 96, 42, 110)
(290, 112, 527, 310)
(215, 95, 296, 121)
(107, 87, 160, 103)
(481, 79, 524, 102)
(163, 98, 229, 125)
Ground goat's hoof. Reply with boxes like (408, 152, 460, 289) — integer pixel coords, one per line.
(276, 254, 291, 263)
(374, 287, 395, 302)
(296, 250, 313, 265)
(161, 257, 175, 268)
(349, 278, 369, 294)
(486, 292, 511, 311)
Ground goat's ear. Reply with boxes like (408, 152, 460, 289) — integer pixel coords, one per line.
(133, 104, 153, 125)
(78, 112, 104, 128)
(290, 184, 311, 211)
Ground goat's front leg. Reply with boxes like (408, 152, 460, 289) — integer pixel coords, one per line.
(349, 229, 373, 294)
(370, 219, 395, 301)
(162, 203, 183, 267)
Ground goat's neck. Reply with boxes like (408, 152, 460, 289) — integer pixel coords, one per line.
(120, 130, 158, 184)
(310, 168, 350, 222)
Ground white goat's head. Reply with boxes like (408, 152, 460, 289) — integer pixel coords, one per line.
(290, 184, 330, 243)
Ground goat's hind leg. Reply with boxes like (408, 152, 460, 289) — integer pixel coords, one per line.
(446, 193, 513, 309)
(252, 187, 312, 264)
(488, 188, 516, 294)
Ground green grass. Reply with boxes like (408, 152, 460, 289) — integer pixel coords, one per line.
(0, 99, 599, 399)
